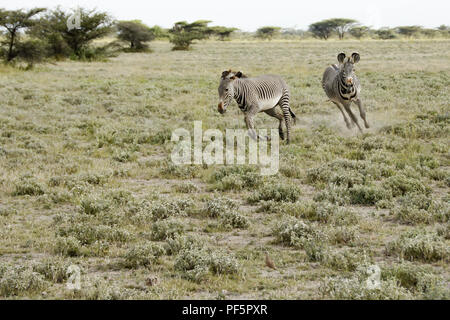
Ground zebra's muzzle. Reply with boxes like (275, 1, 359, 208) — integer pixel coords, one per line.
(218, 102, 226, 114)
(346, 77, 353, 85)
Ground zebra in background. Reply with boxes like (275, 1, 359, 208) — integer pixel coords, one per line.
(322, 52, 370, 131)
(217, 70, 296, 143)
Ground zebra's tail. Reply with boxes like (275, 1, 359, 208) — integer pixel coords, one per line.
(289, 108, 297, 124)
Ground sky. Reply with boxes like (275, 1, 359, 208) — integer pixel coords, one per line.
(4, 0, 449, 31)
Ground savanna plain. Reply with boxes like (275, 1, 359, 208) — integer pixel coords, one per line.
(0, 39, 449, 299)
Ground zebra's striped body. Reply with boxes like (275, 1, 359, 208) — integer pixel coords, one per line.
(322, 53, 370, 131)
(218, 70, 296, 143)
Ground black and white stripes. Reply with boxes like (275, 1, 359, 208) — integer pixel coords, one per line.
(322, 52, 370, 131)
(218, 70, 296, 143)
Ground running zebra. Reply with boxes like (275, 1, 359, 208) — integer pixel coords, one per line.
(217, 70, 296, 143)
(322, 52, 370, 131)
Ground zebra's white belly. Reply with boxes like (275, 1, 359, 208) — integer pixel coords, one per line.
(259, 95, 282, 111)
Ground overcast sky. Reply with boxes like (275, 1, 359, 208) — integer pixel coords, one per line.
(5, 0, 450, 31)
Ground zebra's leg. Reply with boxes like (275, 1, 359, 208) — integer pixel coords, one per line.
(332, 101, 352, 129)
(279, 91, 291, 143)
(244, 112, 264, 141)
(354, 98, 370, 128)
(264, 107, 284, 140)
(343, 102, 362, 132)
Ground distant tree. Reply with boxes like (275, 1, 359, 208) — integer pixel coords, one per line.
(437, 25, 450, 38)
(169, 20, 213, 50)
(421, 28, 439, 39)
(376, 28, 397, 40)
(396, 26, 422, 38)
(308, 20, 335, 40)
(210, 26, 237, 40)
(151, 25, 169, 39)
(117, 20, 155, 51)
(349, 26, 370, 39)
(330, 18, 358, 39)
(15, 39, 47, 69)
(31, 7, 114, 59)
(256, 26, 281, 40)
(0, 8, 46, 62)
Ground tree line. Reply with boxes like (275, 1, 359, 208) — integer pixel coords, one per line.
(0, 7, 448, 68)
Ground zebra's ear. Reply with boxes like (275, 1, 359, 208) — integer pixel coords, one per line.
(235, 71, 243, 78)
(351, 52, 360, 64)
(337, 53, 346, 64)
(221, 70, 231, 79)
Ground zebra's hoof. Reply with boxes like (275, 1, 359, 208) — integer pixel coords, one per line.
(279, 132, 285, 140)
(365, 122, 370, 129)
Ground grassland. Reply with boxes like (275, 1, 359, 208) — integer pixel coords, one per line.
(0, 39, 449, 299)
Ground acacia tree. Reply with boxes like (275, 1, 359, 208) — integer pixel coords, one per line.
(32, 7, 114, 58)
(349, 26, 370, 39)
(376, 28, 397, 40)
(396, 26, 422, 38)
(117, 20, 155, 51)
(169, 20, 213, 50)
(211, 26, 237, 40)
(308, 20, 334, 40)
(331, 18, 358, 39)
(256, 26, 281, 40)
(0, 8, 46, 61)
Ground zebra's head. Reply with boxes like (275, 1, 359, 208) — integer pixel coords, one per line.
(337, 52, 360, 85)
(218, 70, 245, 114)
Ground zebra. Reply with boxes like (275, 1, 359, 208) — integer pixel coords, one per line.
(217, 70, 296, 143)
(322, 52, 370, 131)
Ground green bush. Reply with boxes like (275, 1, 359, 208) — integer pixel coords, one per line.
(151, 219, 185, 240)
(151, 199, 194, 220)
(248, 183, 301, 203)
(272, 216, 325, 249)
(386, 230, 448, 262)
(349, 184, 392, 205)
(122, 243, 165, 268)
(203, 196, 238, 218)
(0, 264, 47, 297)
(385, 174, 431, 197)
(12, 176, 45, 196)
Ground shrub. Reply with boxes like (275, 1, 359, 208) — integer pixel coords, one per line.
(391, 194, 449, 224)
(219, 211, 249, 230)
(32, 258, 70, 283)
(320, 276, 411, 300)
(248, 183, 301, 203)
(386, 230, 448, 262)
(329, 226, 359, 245)
(0, 264, 47, 297)
(79, 196, 111, 215)
(151, 199, 194, 220)
(348, 184, 392, 205)
(12, 176, 45, 196)
(122, 243, 165, 268)
(313, 184, 350, 206)
(174, 247, 240, 282)
(212, 166, 261, 191)
(54, 236, 82, 257)
(164, 235, 204, 256)
(57, 223, 131, 245)
(151, 219, 185, 240)
(174, 182, 199, 193)
(385, 175, 431, 197)
(203, 196, 238, 218)
(324, 249, 369, 271)
(382, 262, 450, 299)
(272, 216, 325, 249)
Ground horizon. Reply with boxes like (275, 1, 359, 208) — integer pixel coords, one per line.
(3, 0, 449, 32)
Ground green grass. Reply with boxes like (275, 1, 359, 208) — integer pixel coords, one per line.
(0, 39, 448, 299)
